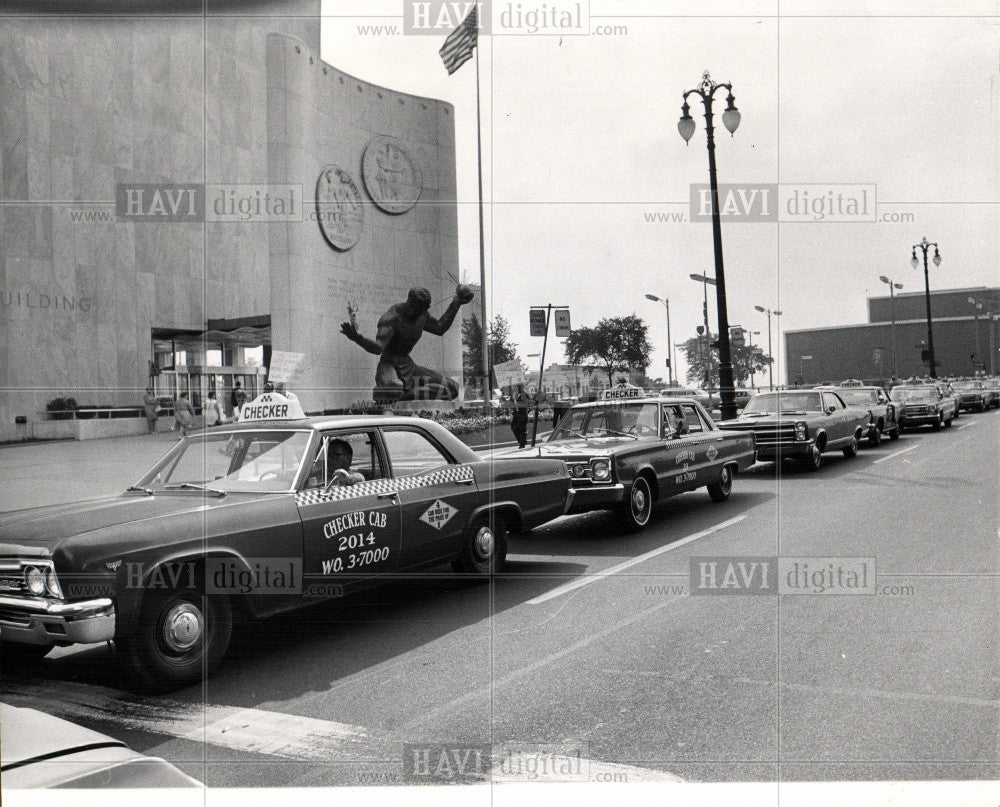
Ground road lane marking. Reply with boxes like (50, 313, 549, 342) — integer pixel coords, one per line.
(525, 514, 748, 605)
(736, 677, 1000, 710)
(872, 445, 920, 464)
(954, 419, 979, 430)
(2, 680, 397, 762)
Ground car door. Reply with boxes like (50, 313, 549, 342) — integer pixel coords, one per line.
(297, 429, 401, 590)
(380, 426, 481, 569)
(664, 403, 712, 488)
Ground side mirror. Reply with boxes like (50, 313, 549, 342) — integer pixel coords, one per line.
(826, 406, 837, 415)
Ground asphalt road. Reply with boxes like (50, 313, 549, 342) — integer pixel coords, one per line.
(3, 412, 999, 787)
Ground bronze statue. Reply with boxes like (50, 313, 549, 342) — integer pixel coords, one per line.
(341, 285, 474, 403)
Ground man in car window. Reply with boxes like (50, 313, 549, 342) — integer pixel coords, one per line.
(326, 439, 366, 487)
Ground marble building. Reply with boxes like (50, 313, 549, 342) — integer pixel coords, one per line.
(0, 0, 461, 441)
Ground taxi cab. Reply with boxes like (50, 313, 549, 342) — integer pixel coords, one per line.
(500, 386, 756, 531)
(0, 393, 570, 692)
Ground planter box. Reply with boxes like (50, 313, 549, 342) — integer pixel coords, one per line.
(32, 416, 169, 441)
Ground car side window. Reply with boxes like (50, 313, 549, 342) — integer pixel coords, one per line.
(822, 393, 841, 411)
(382, 429, 454, 478)
(304, 431, 384, 489)
(662, 405, 682, 438)
(680, 404, 705, 433)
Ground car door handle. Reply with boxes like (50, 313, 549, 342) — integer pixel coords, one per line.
(377, 491, 399, 501)
(455, 478, 475, 486)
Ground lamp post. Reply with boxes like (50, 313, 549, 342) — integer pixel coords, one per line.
(968, 295, 998, 375)
(688, 273, 715, 389)
(748, 330, 761, 388)
(911, 237, 941, 378)
(645, 294, 674, 385)
(879, 275, 903, 379)
(754, 305, 782, 390)
(679, 71, 741, 420)
(968, 296, 986, 374)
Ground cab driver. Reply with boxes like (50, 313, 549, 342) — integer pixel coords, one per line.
(325, 439, 366, 487)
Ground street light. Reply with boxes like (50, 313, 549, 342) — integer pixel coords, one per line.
(688, 273, 716, 389)
(754, 305, 782, 390)
(911, 237, 941, 378)
(879, 275, 904, 379)
(679, 71, 741, 420)
(645, 293, 674, 385)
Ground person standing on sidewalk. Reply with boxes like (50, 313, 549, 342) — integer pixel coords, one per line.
(142, 388, 158, 433)
(174, 392, 195, 436)
(231, 382, 247, 418)
(510, 385, 530, 449)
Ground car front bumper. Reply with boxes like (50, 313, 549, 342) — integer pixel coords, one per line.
(565, 483, 626, 514)
(754, 440, 816, 461)
(898, 412, 941, 426)
(0, 595, 115, 646)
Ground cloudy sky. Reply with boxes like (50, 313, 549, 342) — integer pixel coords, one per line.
(322, 0, 999, 384)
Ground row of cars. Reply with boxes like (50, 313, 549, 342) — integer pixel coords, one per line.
(0, 379, 994, 697)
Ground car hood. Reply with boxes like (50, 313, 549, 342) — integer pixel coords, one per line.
(498, 437, 639, 458)
(0, 492, 274, 558)
(720, 414, 806, 426)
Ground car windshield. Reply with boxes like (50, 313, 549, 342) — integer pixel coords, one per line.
(136, 430, 312, 493)
(837, 389, 878, 405)
(550, 402, 659, 441)
(742, 392, 822, 414)
(891, 387, 936, 402)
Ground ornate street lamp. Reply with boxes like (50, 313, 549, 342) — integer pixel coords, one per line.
(879, 275, 903, 379)
(679, 71, 741, 419)
(911, 237, 941, 378)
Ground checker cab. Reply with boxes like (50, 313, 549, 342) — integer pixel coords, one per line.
(0, 393, 569, 692)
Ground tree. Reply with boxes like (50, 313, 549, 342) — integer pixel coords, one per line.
(564, 315, 653, 384)
(679, 331, 772, 388)
(462, 314, 521, 390)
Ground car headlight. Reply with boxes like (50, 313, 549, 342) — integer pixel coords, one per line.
(570, 463, 590, 478)
(44, 567, 63, 598)
(794, 421, 808, 441)
(24, 565, 45, 596)
(591, 459, 611, 481)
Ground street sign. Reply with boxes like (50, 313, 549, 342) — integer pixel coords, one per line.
(554, 308, 571, 337)
(267, 351, 305, 384)
(529, 308, 547, 337)
(730, 326, 745, 347)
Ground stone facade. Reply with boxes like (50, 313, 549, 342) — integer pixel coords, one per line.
(0, 2, 462, 440)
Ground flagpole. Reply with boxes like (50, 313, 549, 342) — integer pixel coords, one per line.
(474, 44, 490, 407)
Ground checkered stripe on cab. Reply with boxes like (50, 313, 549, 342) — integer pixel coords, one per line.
(294, 464, 475, 507)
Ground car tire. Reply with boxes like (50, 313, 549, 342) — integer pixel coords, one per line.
(842, 434, 859, 458)
(888, 425, 901, 441)
(707, 465, 733, 503)
(617, 476, 654, 532)
(118, 588, 232, 693)
(803, 444, 823, 472)
(1, 640, 54, 665)
(932, 413, 943, 431)
(453, 515, 508, 577)
(867, 424, 882, 448)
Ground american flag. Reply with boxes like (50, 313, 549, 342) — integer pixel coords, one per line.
(438, 5, 478, 75)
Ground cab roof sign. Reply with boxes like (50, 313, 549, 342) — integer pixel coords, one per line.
(603, 383, 643, 401)
(239, 392, 306, 422)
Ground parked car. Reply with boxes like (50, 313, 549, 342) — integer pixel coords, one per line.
(984, 377, 1000, 409)
(717, 389, 869, 471)
(1, 703, 200, 788)
(818, 384, 900, 445)
(660, 387, 714, 412)
(890, 384, 956, 430)
(499, 394, 755, 532)
(0, 393, 570, 692)
(952, 379, 989, 412)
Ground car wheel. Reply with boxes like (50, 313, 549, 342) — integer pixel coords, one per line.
(932, 413, 943, 431)
(617, 476, 654, 532)
(1, 641, 54, 665)
(707, 465, 733, 503)
(867, 424, 882, 448)
(804, 444, 823, 471)
(842, 434, 859, 458)
(118, 588, 232, 693)
(453, 515, 508, 577)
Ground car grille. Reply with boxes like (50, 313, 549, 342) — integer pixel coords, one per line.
(0, 570, 25, 596)
(0, 606, 32, 626)
(719, 422, 796, 446)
